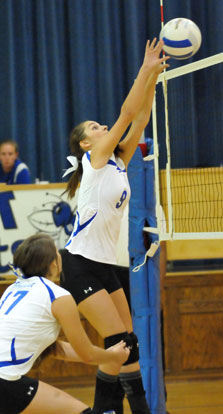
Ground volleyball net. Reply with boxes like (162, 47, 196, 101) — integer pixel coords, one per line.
(147, 53, 223, 241)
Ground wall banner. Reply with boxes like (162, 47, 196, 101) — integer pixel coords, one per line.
(0, 185, 78, 275)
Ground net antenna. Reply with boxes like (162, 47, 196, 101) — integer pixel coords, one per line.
(144, 3, 223, 241)
(144, 0, 173, 240)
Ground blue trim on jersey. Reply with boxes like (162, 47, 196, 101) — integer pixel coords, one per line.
(163, 37, 192, 48)
(39, 277, 56, 302)
(65, 210, 97, 246)
(107, 159, 126, 172)
(85, 151, 126, 172)
(0, 338, 33, 368)
(11, 338, 16, 360)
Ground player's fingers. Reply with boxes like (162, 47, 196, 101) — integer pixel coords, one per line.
(160, 55, 170, 63)
(114, 340, 126, 349)
(155, 39, 164, 52)
(145, 39, 151, 54)
(158, 63, 170, 73)
(150, 38, 157, 49)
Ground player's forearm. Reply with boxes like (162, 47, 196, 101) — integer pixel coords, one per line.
(121, 64, 155, 121)
(52, 340, 85, 362)
(118, 75, 157, 159)
(134, 73, 157, 124)
(81, 344, 118, 365)
(51, 340, 112, 365)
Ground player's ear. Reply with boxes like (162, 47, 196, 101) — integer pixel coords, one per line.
(47, 259, 58, 280)
(79, 139, 91, 150)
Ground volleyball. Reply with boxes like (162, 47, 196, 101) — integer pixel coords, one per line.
(159, 18, 202, 60)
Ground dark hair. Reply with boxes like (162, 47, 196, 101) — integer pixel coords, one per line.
(13, 234, 57, 278)
(65, 122, 86, 199)
(65, 121, 123, 199)
(0, 139, 19, 152)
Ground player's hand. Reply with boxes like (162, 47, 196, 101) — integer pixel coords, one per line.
(107, 340, 130, 365)
(99, 341, 130, 375)
(142, 38, 170, 74)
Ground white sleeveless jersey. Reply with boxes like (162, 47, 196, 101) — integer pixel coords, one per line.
(66, 152, 131, 264)
(0, 276, 70, 380)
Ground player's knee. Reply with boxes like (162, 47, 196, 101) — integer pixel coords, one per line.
(104, 331, 139, 365)
(104, 331, 129, 349)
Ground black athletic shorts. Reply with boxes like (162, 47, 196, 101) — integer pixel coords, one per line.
(60, 251, 122, 304)
(0, 375, 39, 414)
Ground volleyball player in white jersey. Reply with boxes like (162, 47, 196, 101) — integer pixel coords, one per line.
(62, 39, 169, 414)
(0, 234, 129, 414)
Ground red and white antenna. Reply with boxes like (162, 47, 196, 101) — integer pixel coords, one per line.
(160, 0, 164, 30)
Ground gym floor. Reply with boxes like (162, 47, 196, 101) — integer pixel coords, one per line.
(62, 377, 223, 414)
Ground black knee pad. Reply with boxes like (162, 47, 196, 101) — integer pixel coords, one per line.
(104, 331, 129, 349)
(104, 331, 139, 366)
(81, 408, 93, 414)
(123, 332, 139, 365)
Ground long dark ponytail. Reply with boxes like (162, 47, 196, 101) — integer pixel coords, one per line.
(65, 121, 123, 199)
(65, 122, 86, 199)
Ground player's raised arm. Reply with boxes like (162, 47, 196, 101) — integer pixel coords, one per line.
(89, 39, 169, 168)
(119, 39, 170, 167)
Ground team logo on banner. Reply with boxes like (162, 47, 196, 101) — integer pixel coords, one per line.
(0, 187, 78, 275)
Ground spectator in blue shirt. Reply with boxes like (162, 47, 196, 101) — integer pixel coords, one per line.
(0, 140, 31, 184)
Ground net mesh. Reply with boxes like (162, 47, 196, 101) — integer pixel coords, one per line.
(152, 56, 223, 239)
(160, 167, 223, 234)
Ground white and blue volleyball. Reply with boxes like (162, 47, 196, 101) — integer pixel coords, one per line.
(160, 18, 202, 60)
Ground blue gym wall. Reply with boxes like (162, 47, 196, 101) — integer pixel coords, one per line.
(0, 0, 223, 181)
